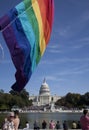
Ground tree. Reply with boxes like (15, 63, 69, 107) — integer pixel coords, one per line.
(83, 92, 89, 106)
(65, 93, 81, 107)
(9, 89, 32, 107)
(20, 89, 29, 99)
(55, 92, 81, 108)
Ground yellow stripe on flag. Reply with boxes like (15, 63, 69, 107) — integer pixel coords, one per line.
(32, 0, 46, 56)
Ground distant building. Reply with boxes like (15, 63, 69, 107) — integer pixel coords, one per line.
(29, 78, 61, 106)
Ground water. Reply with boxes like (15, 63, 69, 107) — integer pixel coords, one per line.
(0, 112, 82, 129)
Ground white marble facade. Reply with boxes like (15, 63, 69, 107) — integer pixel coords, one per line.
(29, 79, 61, 106)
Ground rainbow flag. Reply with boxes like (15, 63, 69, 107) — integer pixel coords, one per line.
(0, 0, 54, 92)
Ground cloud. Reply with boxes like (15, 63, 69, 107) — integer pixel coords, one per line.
(40, 56, 89, 81)
(59, 26, 71, 37)
(46, 75, 60, 81)
(57, 69, 83, 76)
(48, 49, 62, 53)
(55, 10, 89, 40)
(75, 37, 89, 48)
(41, 57, 89, 65)
(1, 60, 12, 64)
(65, 37, 89, 50)
(56, 63, 89, 76)
(48, 47, 62, 53)
(81, 10, 89, 23)
(0, 44, 4, 61)
(48, 44, 60, 49)
(47, 44, 62, 54)
(50, 34, 89, 55)
(40, 75, 65, 83)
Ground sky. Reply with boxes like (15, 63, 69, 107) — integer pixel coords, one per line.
(0, 0, 89, 96)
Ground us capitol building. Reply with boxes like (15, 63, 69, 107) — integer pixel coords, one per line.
(29, 78, 61, 106)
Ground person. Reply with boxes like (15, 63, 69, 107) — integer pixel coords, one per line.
(49, 120, 55, 129)
(2, 118, 8, 130)
(25, 121, 30, 129)
(72, 121, 77, 129)
(77, 121, 81, 129)
(80, 109, 89, 130)
(42, 120, 47, 129)
(13, 110, 20, 130)
(63, 120, 68, 130)
(33, 120, 40, 130)
(2, 112, 15, 130)
(55, 120, 61, 129)
(23, 121, 30, 130)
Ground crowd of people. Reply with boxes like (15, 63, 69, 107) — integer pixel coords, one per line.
(32, 119, 80, 130)
(31, 110, 89, 130)
(1, 109, 89, 130)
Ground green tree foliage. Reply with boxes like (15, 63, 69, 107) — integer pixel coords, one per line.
(83, 92, 89, 105)
(55, 92, 89, 109)
(0, 89, 32, 111)
(9, 89, 31, 107)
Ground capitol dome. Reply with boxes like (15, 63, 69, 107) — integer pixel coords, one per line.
(39, 78, 50, 96)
